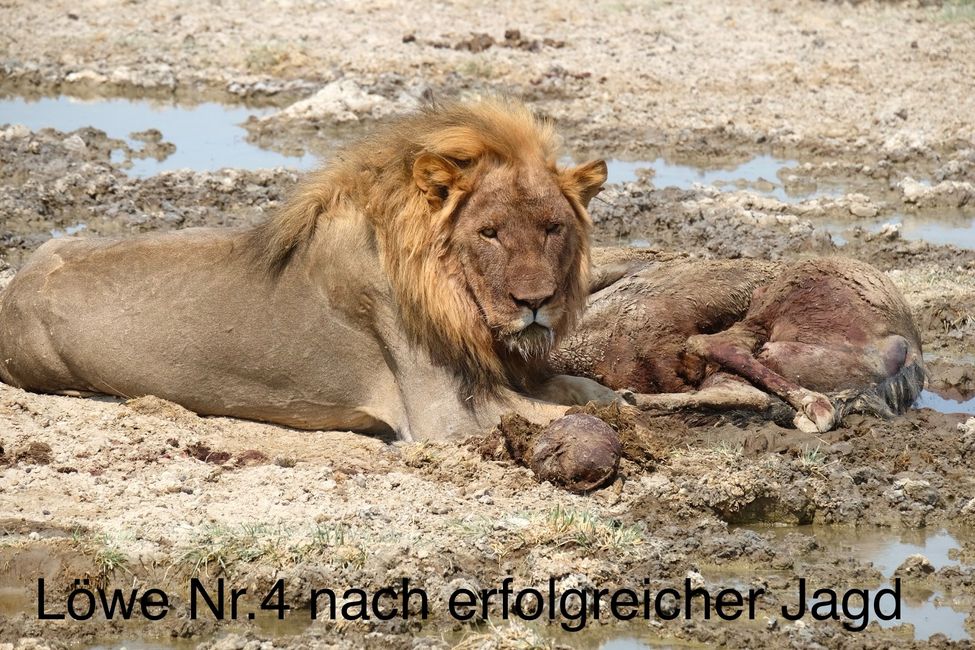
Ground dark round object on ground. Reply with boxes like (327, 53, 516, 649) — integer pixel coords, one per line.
(530, 414, 621, 493)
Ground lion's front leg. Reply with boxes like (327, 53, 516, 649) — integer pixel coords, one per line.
(501, 394, 570, 426)
(532, 374, 624, 407)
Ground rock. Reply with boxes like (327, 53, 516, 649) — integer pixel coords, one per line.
(65, 69, 108, 84)
(894, 477, 939, 505)
(234, 449, 269, 467)
(657, 590, 679, 617)
(898, 177, 975, 208)
(0, 124, 30, 140)
(455, 33, 495, 53)
(686, 569, 706, 591)
(944, 366, 971, 387)
(62, 134, 87, 153)
(264, 79, 400, 124)
(894, 553, 935, 578)
(530, 414, 621, 493)
(130, 128, 163, 143)
(849, 202, 878, 218)
(899, 177, 928, 204)
(866, 223, 900, 242)
(881, 130, 928, 162)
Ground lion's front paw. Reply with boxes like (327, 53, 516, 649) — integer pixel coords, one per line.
(589, 385, 627, 407)
(792, 391, 837, 433)
(537, 375, 622, 407)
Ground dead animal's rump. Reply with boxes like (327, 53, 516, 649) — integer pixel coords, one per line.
(551, 253, 924, 432)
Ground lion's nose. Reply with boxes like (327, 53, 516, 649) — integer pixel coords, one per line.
(511, 290, 554, 313)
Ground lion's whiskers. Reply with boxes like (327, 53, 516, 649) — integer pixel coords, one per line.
(504, 325, 555, 360)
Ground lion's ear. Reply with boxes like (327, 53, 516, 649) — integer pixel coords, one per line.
(413, 153, 462, 207)
(562, 160, 608, 208)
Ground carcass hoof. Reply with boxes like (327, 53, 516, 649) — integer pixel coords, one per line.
(793, 391, 837, 433)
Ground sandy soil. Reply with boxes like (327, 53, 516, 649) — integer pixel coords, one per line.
(2, 1, 975, 648)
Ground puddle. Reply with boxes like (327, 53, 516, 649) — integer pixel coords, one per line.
(50, 223, 88, 238)
(3, 94, 973, 250)
(4, 531, 969, 647)
(598, 639, 656, 649)
(0, 95, 802, 202)
(747, 526, 966, 577)
(834, 527, 961, 576)
(606, 157, 975, 250)
(0, 96, 317, 176)
(604, 155, 836, 204)
(915, 389, 975, 416)
(86, 641, 197, 650)
(823, 209, 975, 250)
(0, 96, 823, 203)
(743, 526, 972, 641)
(881, 591, 972, 642)
(816, 528, 970, 641)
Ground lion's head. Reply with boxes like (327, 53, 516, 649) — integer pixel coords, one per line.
(254, 98, 606, 399)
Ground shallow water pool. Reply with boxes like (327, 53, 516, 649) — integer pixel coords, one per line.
(605, 154, 821, 204)
(0, 95, 317, 175)
(824, 209, 975, 250)
(742, 526, 972, 641)
(916, 390, 975, 416)
(2, 94, 973, 250)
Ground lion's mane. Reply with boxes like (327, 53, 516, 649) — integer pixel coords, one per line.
(249, 98, 594, 400)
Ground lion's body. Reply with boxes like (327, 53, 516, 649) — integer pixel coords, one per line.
(1, 224, 437, 433)
(0, 100, 614, 440)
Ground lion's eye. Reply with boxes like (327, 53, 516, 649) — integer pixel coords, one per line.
(480, 227, 498, 239)
(545, 223, 563, 235)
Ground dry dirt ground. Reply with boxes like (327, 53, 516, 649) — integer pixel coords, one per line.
(2, 0, 975, 648)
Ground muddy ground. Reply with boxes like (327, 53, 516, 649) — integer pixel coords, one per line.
(2, 0, 975, 648)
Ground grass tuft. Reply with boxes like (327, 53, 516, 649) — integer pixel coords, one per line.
(518, 504, 642, 553)
(174, 522, 363, 577)
(71, 530, 132, 580)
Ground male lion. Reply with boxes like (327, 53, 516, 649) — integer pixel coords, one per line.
(554, 253, 924, 433)
(0, 99, 618, 440)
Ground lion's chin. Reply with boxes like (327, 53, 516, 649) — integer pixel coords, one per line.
(503, 323, 555, 360)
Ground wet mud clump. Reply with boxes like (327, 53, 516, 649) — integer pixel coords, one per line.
(477, 405, 665, 492)
(565, 402, 671, 468)
(14, 441, 52, 465)
(477, 413, 620, 492)
(184, 441, 232, 465)
(531, 414, 621, 493)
